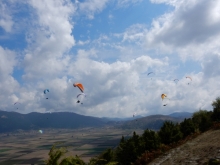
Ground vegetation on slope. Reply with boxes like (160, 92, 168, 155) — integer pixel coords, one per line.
(45, 97, 220, 165)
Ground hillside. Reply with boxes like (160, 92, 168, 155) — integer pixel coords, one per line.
(0, 110, 191, 133)
(149, 129, 220, 165)
(0, 110, 105, 133)
(116, 114, 186, 130)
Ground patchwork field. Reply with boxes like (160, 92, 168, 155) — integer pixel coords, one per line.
(0, 127, 143, 165)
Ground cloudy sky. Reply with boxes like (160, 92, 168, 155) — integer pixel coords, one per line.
(0, 0, 220, 118)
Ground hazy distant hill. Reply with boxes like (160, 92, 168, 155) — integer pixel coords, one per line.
(116, 114, 188, 130)
(0, 110, 105, 133)
(0, 110, 193, 133)
(168, 112, 193, 119)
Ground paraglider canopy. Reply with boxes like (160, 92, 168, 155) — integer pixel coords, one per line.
(44, 89, 50, 99)
(161, 94, 167, 100)
(76, 93, 86, 104)
(44, 89, 49, 94)
(147, 72, 154, 76)
(73, 83, 84, 93)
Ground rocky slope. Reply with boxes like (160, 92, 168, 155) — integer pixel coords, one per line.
(149, 129, 220, 165)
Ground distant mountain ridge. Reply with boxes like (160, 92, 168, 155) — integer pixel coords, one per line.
(0, 110, 105, 133)
(168, 112, 193, 118)
(0, 110, 193, 133)
(116, 113, 193, 130)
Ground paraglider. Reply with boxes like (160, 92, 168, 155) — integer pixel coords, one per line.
(73, 83, 84, 93)
(73, 83, 86, 104)
(44, 89, 49, 94)
(147, 72, 154, 76)
(76, 93, 86, 104)
(173, 79, 179, 83)
(147, 72, 154, 79)
(161, 94, 169, 106)
(14, 102, 21, 109)
(133, 112, 136, 118)
(44, 89, 50, 99)
(186, 76, 192, 85)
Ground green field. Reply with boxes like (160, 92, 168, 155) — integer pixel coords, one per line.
(0, 127, 143, 164)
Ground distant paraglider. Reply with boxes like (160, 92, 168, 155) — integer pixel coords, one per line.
(44, 89, 50, 99)
(147, 72, 154, 76)
(161, 94, 169, 106)
(147, 72, 154, 79)
(186, 76, 192, 85)
(133, 112, 136, 118)
(173, 79, 179, 83)
(14, 102, 21, 109)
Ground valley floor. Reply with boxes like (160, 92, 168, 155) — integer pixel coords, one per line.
(0, 127, 143, 165)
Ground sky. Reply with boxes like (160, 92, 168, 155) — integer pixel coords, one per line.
(1, 0, 220, 118)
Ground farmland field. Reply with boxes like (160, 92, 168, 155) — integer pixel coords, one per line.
(0, 127, 144, 165)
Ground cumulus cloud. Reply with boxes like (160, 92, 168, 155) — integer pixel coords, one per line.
(0, 2, 13, 32)
(1, 0, 220, 118)
(23, 0, 75, 80)
(145, 0, 220, 60)
(0, 46, 19, 110)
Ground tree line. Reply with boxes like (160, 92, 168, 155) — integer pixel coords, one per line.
(45, 97, 220, 165)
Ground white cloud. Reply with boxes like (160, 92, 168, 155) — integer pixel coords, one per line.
(145, 0, 220, 61)
(23, 0, 75, 80)
(0, 2, 13, 32)
(79, 0, 109, 19)
(0, 46, 19, 110)
(1, 0, 220, 118)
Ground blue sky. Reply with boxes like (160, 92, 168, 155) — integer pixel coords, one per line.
(1, 0, 220, 118)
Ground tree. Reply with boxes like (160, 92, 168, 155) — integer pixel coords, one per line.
(45, 145, 67, 165)
(158, 121, 183, 145)
(142, 129, 160, 151)
(116, 132, 144, 165)
(212, 97, 220, 121)
(192, 110, 212, 132)
(89, 148, 117, 165)
(60, 155, 86, 165)
(45, 145, 86, 165)
(180, 118, 196, 138)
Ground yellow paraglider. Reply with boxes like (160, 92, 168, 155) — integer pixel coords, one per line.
(161, 94, 169, 106)
(161, 94, 167, 100)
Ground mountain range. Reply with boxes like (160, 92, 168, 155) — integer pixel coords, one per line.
(0, 110, 192, 133)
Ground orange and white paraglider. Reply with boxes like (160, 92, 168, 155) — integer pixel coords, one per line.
(73, 83, 84, 93)
(73, 82, 86, 104)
